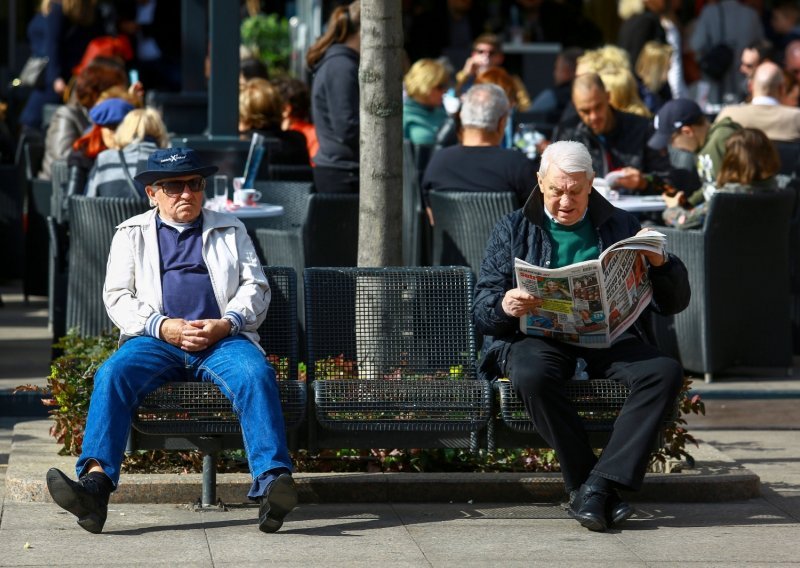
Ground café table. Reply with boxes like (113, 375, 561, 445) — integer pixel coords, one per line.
(611, 195, 666, 213)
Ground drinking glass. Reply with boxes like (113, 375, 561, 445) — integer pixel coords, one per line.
(213, 175, 229, 210)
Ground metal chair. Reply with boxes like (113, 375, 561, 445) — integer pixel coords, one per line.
(66, 196, 150, 337)
(251, 180, 314, 231)
(659, 190, 795, 382)
(304, 266, 492, 451)
(130, 266, 306, 507)
(428, 191, 518, 276)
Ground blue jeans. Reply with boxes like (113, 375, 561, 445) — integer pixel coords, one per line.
(77, 336, 292, 487)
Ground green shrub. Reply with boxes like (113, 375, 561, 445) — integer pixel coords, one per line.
(16, 329, 117, 455)
(241, 14, 291, 72)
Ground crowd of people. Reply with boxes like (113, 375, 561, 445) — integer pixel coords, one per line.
(3, 0, 798, 539)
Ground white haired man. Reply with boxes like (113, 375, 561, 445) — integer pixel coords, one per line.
(421, 83, 536, 216)
(472, 141, 690, 532)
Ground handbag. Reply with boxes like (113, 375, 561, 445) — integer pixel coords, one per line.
(698, 4, 733, 82)
(13, 56, 49, 88)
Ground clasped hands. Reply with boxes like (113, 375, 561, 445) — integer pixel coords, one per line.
(160, 318, 232, 352)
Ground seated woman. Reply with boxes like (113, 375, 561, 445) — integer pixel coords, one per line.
(272, 76, 319, 163)
(239, 78, 310, 166)
(663, 128, 780, 229)
(403, 58, 449, 145)
(66, 91, 138, 199)
(86, 107, 169, 198)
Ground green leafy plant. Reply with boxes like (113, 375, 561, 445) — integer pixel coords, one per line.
(240, 14, 291, 72)
(15, 329, 117, 456)
(651, 376, 705, 467)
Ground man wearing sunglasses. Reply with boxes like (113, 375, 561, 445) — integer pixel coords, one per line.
(45, 147, 297, 535)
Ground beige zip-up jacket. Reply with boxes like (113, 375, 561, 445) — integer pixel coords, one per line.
(103, 207, 270, 352)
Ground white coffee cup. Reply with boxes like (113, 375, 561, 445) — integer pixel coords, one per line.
(233, 188, 261, 206)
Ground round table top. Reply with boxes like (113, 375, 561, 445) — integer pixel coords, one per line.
(611, 195, 666, 212)
(206, 203, 285, 218)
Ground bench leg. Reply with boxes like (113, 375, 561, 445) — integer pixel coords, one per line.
(202, 451, 217, 507)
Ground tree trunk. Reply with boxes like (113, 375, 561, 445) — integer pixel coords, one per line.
(357, 0, 404, 267)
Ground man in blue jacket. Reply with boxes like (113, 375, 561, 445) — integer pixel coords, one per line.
(473, 141, 690, 532)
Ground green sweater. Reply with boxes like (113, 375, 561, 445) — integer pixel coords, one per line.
(543, 215, 600, 268)
(403, 98, 447, 145)
(692, 117, 741, 206)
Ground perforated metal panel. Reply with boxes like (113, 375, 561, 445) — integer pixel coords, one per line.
(133, 380, 306, 434)
(496, 379, 630, 433)
(305, 267, 492, 432)
(131, 266, 305, 435)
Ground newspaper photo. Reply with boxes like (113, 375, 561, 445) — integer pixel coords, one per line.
(514, 231, 666, 348)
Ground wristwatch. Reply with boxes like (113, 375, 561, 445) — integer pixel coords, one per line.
(222, 315, 240, 336)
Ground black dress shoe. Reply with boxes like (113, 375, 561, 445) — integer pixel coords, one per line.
(606, 490, 634, 526)
(568, 483, 609, 532)
(258, 473, 298, 533)
(46, 468, 110, 534)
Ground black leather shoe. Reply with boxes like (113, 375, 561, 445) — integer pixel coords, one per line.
(606, 490, 634, 526)
(46, 468, 109, 534)
(258, 473, 298, 533)
(568, 483, 609, 532)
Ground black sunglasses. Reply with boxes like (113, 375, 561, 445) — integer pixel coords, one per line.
(154, 178, 206, 196)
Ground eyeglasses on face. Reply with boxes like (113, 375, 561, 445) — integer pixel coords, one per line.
(154, 178, 206, 196)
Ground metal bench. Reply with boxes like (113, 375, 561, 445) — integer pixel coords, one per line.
(129, 266, 306, 507)
(304, 266, 492, 452)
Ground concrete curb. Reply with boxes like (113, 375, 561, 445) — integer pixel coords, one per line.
(5, 420, 761, 505)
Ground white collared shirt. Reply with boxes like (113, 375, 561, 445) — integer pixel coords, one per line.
(750, 96, 780, 106)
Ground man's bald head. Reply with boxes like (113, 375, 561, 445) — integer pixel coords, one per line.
(571, 73, 612, 135)
(752, 61, 784, 98)
(572, 72, 606, 97)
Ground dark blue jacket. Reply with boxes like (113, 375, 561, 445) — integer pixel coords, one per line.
(472, 188, 691, 379)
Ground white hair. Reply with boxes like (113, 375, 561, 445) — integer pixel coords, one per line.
(459, 83, 509, 131)
(539, 140, 594, 178)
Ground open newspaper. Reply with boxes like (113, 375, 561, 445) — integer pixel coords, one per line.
(514, 231, 667, 348)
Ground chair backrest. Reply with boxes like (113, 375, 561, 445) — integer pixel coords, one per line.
(253, 180, 314, 230)
(258, 266, 298, 382)
(50, 159, 70, 224)
(304, 266, 478, 381)
(402, 140, 424, 266)
(303, 192, 359, 267)
(703, 189, 794, 368)
(428, 190, 518, 275)
(66, 196, 151, 336)
(774, 141, 800, 177)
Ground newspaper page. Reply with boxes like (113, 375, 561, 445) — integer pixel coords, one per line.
(515, 231, 666, 348)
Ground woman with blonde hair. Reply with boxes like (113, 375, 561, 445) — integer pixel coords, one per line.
(403, 58, 449, 145)
(598, 67, 651, 118)
(86, 107, 169, 198)
(635, 41, 673, 113)
(307, 0, 361, 193)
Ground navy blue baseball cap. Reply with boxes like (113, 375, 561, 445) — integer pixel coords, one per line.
(134, 147, 219, 185)
(88, 98, 135, 127)
(647, 99, 705, 151)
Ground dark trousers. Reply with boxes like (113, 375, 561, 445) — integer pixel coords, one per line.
(313, 165, 359, 193)
(506, 335, 683, 492)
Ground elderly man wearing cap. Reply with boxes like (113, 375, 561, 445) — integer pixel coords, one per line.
(647, 98, 740, 222)
(45, 147, 296, 535)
